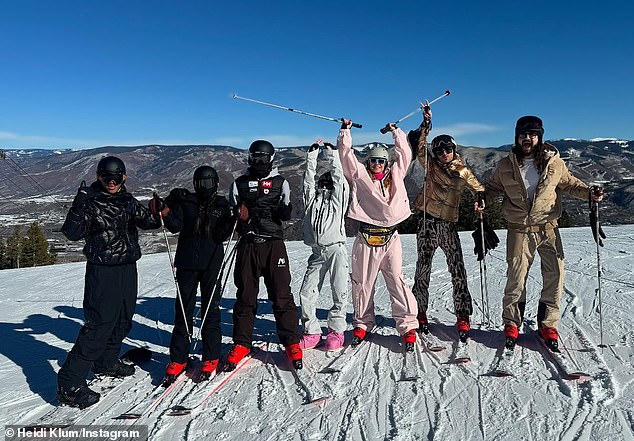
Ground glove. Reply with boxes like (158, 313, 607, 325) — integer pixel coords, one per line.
(323, 142, 336, 150)
(309, 143, 320, 152)
(589, 203, 606, 247)
(234, 204, 249, 222)
(72, 181, 95, 209)
(148, 192, 166, 216)
(472, 220, 500, 261)
(164, 188, 188, 208)
(475, 192, 486, 211)
(590, 185, 605, 202)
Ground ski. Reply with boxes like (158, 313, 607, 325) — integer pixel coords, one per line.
(114, 367, 190, 419)
(401, 342, 420, 381)
(525, 323, 589, 380)
(451, 340, 471, 364)
(167, 343, 266, 416)
(280, 344, 330, 405)
(418, 330, 446, 352)
(492, 347, 516, 377)
(319, 321, 384, 374)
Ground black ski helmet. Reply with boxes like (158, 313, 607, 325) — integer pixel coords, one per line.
(97, 156, 126, 175)
(430, 134, 457, 156)
(193, 165, 219, 196)
(248, 140, 275, 163)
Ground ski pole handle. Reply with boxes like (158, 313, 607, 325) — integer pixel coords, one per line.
(341, 118, 363, 129)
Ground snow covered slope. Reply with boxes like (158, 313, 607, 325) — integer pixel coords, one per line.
(1, 226, 633, 440)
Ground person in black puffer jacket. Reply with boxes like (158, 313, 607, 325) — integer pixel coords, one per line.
(150, 165, 234, 382)
(57, 156, 160, 409)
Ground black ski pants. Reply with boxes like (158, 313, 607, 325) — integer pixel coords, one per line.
(232, 237, 300, 348)
(58, 262, 137, 388)
(170, 267, 223, 363)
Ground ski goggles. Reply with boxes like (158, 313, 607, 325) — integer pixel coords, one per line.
(431, 134, 457, 156)
(368, 157, 387, 165)
(249, 152, 273, 165)
(98, 173, 125, 185)
(432, 146, 453, 156)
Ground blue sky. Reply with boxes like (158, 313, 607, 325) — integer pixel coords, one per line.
(1, 1, 632, 150)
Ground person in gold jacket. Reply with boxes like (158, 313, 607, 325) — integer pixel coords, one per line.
(408, 105, 485, 342)
(486, 115, 604, 351)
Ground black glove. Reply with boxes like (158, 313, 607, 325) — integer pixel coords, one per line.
(309, 143, 320, 152)
(323, 142, 337, 150)
(472, 220, 500, 261)
(148, 192, 166, 216)
(589, 203, 606, 247)
(72, 181, 95, 209)
(164, 188, 188, 208)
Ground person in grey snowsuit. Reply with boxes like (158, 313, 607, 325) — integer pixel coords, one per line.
(298, 139, 350, 351)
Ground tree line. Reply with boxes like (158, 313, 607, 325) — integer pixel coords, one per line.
(0, 222, 57, 269)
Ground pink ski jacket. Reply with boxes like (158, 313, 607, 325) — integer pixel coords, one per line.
(337, 128, 412, 228)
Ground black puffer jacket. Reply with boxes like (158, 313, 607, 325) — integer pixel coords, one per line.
(163, 189, 234, 270)
(62, 182, 160, 264)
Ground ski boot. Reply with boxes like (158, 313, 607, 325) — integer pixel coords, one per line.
(199, 359, 219, 381)
(225, 344, 250, 372)
(539, 327, 559, 352)
(504, 323, 519, 350)
(402, 329, 417, 353)
(456, 317, 470, 343)
(351, 327, 367, 347)
(57, 384, 100, 409)
(285, 343, 303, 370)
(163, 361, 187, 386)
(93, 359, 135, 378)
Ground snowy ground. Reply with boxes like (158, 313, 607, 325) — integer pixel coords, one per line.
(1, 226, 633, 441)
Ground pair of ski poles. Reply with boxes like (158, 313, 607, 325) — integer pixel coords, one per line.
(233, 90, 450, 132)
(160, 213, 240, 357)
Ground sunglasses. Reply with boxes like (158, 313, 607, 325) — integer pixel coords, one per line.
(432, 146, 453, 156)
(519, 131, 539, 138)
(99, 173, 124, 185)
(369, 157, 386, 165)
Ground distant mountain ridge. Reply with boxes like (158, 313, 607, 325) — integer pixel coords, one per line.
(1, 138, 632, 243)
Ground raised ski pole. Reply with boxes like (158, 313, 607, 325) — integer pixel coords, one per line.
(478, 212, 491, 327)
(593, 201, 606, 348)
(380, 90, 450, 134)
(191, 217, 240, 353)
(233, 94, 363, 128)
(159, 209, 192, 344)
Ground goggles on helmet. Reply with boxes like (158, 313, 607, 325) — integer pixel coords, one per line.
(98, 173, 124, 186)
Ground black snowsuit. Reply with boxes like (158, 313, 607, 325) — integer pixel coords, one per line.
(229, 168, 300, 348)
(58, 182, 160, 389)
(162, 189, 233, 363)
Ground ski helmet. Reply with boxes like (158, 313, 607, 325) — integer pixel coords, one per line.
(248, 140, 275, 163)
(515, 116, 544, 141)
(193, 165, 219, 196)
(366, 144, 389, 166)
(97, 156, 126, 175)
(431, 134, 457, 156)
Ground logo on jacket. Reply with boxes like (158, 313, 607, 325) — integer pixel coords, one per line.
(277, 257, 286, 267)
(248, 181, 258, 187)
(261, 180, 273, 189)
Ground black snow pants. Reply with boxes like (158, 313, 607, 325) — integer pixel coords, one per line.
(58, 262, 137, 388)
(169, 267, 223, 363)
(232, 237, 300, 348)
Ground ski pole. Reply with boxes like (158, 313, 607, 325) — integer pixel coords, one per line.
(593, 201, 605, 348)
(478, 212, 491, 327)
(191, 217, 239, 353)
(233, 94, 363, 128)
(159, 211, 192, 344)
(380, 90, 450, 134)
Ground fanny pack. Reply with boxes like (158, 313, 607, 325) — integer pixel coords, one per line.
(359, 223, 396, 247)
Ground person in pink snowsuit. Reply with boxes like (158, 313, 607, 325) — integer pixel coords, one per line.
(338, 120, 419, 347)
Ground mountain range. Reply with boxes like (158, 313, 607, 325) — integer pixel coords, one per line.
(1, 138, 632, 257)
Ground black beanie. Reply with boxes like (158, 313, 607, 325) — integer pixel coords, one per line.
(515, 116, 544, 138)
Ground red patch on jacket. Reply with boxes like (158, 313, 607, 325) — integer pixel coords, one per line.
(261, 180, 273, 189)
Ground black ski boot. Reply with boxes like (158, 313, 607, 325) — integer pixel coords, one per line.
(93, 360, 135, 378)
(417, 311, 429, 335)
(57, 384, 100, 409)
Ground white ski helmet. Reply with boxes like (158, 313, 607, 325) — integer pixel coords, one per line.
(366, 144, 389, 165)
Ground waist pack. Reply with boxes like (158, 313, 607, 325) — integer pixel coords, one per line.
(359, 224, 396, 247)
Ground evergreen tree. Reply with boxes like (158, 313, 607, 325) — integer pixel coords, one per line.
(0, 239, 7, 269)
(21, 222, 57, 267)
(6, 226, 22, 269)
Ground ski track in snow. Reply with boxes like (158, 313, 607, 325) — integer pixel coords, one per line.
(1, 226, 634, 440)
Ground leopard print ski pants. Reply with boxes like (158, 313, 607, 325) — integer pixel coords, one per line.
(412, 215, 473, 318)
